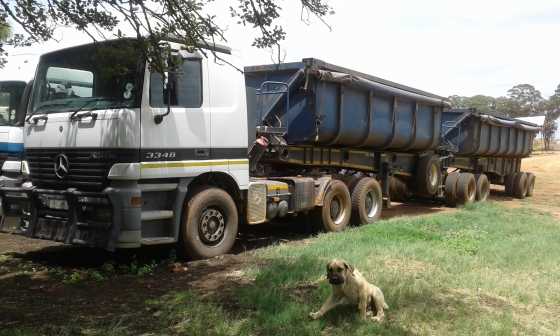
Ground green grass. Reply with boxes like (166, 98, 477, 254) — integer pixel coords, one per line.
(3, 202, 559, 335)
(144, 203, 560, 335)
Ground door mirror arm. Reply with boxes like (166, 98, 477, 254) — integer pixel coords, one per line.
(154, 73, 172, 125)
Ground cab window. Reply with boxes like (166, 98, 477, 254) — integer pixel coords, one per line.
(150, 58, 203, 108)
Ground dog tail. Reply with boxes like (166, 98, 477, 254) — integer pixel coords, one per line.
(383, 302, 389, 310)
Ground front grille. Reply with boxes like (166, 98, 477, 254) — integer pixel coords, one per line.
(26, 148, 139, 191)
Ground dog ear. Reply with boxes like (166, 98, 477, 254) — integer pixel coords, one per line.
(343, 261, 354, 274)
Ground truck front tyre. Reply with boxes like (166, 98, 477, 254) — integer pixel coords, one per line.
(351, 178, 382, 225)
(181, 188, 239, 259)
(525, 173, 536, 197)
(475, 174, 490, 202)
(456, 173, 476, 206)
(313, 180, 351, 232)
(416, 155, 442, 197)
(513, 172, 528, 199)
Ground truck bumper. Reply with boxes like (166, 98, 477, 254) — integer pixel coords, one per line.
(0, 182, 141, 251)
(0, 175, 26, 212)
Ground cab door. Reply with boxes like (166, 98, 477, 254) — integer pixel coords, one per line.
(140, 55, 211, 179)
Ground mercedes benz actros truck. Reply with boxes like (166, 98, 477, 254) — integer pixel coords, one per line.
(0, 38, 538, 258)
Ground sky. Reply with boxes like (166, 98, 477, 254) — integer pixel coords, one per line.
(1, 0, 559, 98)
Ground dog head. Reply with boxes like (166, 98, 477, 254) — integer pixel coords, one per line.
(326, 259, 354, 285)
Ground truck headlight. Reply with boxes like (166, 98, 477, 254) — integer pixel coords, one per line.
(2, 160, 23, 174)
(21, 160, 30, 176)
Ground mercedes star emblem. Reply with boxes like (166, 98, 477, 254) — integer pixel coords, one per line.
(54, 154, 70, 179)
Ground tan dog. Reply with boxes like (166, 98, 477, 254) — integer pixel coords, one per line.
(309, 259, 388, 322)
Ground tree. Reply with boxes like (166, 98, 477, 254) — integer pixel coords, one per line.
(0, 12, 10, 67)
(448, 95, 500, 115)
(494, 96, 521, 118)
(507, 84, 545, 117)
(543, 84, 560, 150)
(0, 0, 333, 70)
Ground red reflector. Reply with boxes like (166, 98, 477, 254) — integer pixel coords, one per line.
(130, 196, 142, 207)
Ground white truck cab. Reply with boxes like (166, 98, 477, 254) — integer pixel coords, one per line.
(12, 39, 249, 257)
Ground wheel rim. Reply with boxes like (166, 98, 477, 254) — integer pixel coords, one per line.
(365, 190, 379, 218)
(529, 177, 535, 194)
(429, 164, 439, 188)
(480, 180, 490, 200)
(199, 207, 226, 246)
(468, 180, 476, 200)
(329, 195, 346, 225)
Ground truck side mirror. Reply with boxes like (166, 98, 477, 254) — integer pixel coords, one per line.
(154, 51, 181, 125)
(154, 72, 173, 125)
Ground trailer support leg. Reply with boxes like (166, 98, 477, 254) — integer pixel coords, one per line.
(380, 161, 392, 209)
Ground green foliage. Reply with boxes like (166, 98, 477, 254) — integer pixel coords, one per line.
(507, 84, 545, 116)
(449, 82, 558, 118)
(448, 94, 497, 115)
(0, 0, 333, 68)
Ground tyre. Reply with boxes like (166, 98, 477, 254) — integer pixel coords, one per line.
(525, 173, 536, 197)
(181, 188, 239, 259)
(444, 172, 460, 207)
(351, 177, 382, 225)
(389, 176, 410, 202)
(513, 172, 528, 199)
(416, 155, 442, 197)
(504, 174, 515, 196)
(312, 180, 351, 232)
(475, 174, 490, 202)
(456, 173, 476, 206)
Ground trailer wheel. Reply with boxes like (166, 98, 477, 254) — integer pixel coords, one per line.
(456, 173, 476, 206)
(475, 174, 490, 202)
(444, 172, 460, 207)
(416, 155, 442, 197)
(351, 178, 382, 225)
(504, 174, 515, 196)
(389, 176, 410, 202)
(513, 172, 528, 199)
(181, 188, 238, 259)
(525, 173, 536, 197)
(313, 180, 351, 232)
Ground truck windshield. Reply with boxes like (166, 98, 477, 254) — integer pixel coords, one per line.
(30, 40, 144, 114)
(0, 81, 26, 126)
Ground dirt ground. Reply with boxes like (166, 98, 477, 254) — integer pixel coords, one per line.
(493, 151, 560, 218)
(1, 152, 559, 332)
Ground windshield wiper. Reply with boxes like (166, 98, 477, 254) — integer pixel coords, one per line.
(69, 97, 108, 120)
(25, 101, 72, 123)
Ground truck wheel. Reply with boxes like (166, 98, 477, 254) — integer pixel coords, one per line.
(313, 180, 351, 232)
(456, 173, 476, 206)
(389, 176, 410, 202)
(351, 178, 382, 225)
(416, 155, 442, 197)
(475, 174, 490, 202)
(181, 188, 238, 259)
(504, 174, 515, 196)
(525, 173, 536, 197)
(444, 172, 460, 207)
(513, 172, 528, 199)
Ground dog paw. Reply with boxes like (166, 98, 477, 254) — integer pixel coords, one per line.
(309, 312, 320, 320)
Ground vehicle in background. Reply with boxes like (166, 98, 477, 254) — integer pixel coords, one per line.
(0, 39, 539, 258)
(0, 80, 32, 228)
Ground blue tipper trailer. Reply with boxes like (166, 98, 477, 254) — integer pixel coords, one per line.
(245, 58, 540, 206)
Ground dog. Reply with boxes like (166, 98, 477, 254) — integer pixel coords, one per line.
(309, 259, 388, 322)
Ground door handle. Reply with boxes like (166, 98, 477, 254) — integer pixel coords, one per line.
(195, 148, 210, 158)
